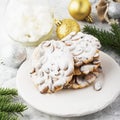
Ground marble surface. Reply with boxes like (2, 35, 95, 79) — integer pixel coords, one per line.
(0, 0, 120, 120)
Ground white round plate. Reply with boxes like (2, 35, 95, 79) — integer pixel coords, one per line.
(16, 51, 120, 117)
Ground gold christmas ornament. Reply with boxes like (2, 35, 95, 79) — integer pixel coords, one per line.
(55, 19, 80, 39)
(68, 0, 93, 23)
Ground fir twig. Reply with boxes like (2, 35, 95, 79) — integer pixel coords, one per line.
(0, 88, 27, 119)
(0, 112, 18, 120)
(0, 95, 13, 103)
(0, 103, 27, 113)
(0, 88, 18, 96)
(83, 24, 120, 55)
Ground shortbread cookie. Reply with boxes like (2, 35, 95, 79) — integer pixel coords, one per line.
(65, 67, 102, 89)
(74, 64, 100, 76)
(62, 32, 101, 67)
(65, 73, 96, 89)
(74, 51, 101, 75)
(31, 40, 74, 93)
(74, 59, 101, 75)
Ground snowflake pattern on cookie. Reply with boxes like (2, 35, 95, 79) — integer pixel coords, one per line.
(31, 40, 74, 93)
(62, 32, 101, 67)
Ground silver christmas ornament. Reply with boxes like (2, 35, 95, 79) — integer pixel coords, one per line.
(0, 43, 27, 68)
(108, 1, 120, 18)
(96, 0, 120, 24)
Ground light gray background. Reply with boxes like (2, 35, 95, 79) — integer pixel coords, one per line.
(0, 0, 120, 120)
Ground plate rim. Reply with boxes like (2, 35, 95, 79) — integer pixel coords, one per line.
(16, 51, 120, 117)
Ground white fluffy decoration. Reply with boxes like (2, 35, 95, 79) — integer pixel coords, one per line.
(0, 44, 27, 68)
(5, 0, 53, 46)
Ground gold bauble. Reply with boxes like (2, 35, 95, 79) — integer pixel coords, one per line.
(68, 0, 93, 22)
(55, 19, 80, 39)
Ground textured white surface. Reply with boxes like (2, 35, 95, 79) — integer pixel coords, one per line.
(0, 0, 120, 120)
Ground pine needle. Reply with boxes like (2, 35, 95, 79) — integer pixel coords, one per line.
(0, 88, 27, 119)
(0, 88, 18, 96)
(0, 112, 18, 120)
(0, 103, 27, 113)
(0, 95, 13, 103)
(83, 24, 120, 55)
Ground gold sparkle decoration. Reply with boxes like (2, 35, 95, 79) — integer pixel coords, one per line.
(68, 0, 93, 23)
(55, 19, 80, 39)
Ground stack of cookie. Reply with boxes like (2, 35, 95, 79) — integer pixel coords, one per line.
(30, 32, 102, 94)
(62, 32, 102, 89)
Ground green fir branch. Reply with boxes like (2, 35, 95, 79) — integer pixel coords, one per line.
(111, 24, 120, 40)
(0, 95, 13, 103)
(0, 103, 27, 113)
(0, 112, 18, 120)
(0, 88, 27, 119)
(83, 24, 120, 55)
(0, 88, 18, 96)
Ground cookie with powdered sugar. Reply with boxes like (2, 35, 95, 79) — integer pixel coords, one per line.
(65, 66, 102, 89)
(30, 40, 74, 93)
(62, 32, 101, 67)
(74, 51, 101, 76)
